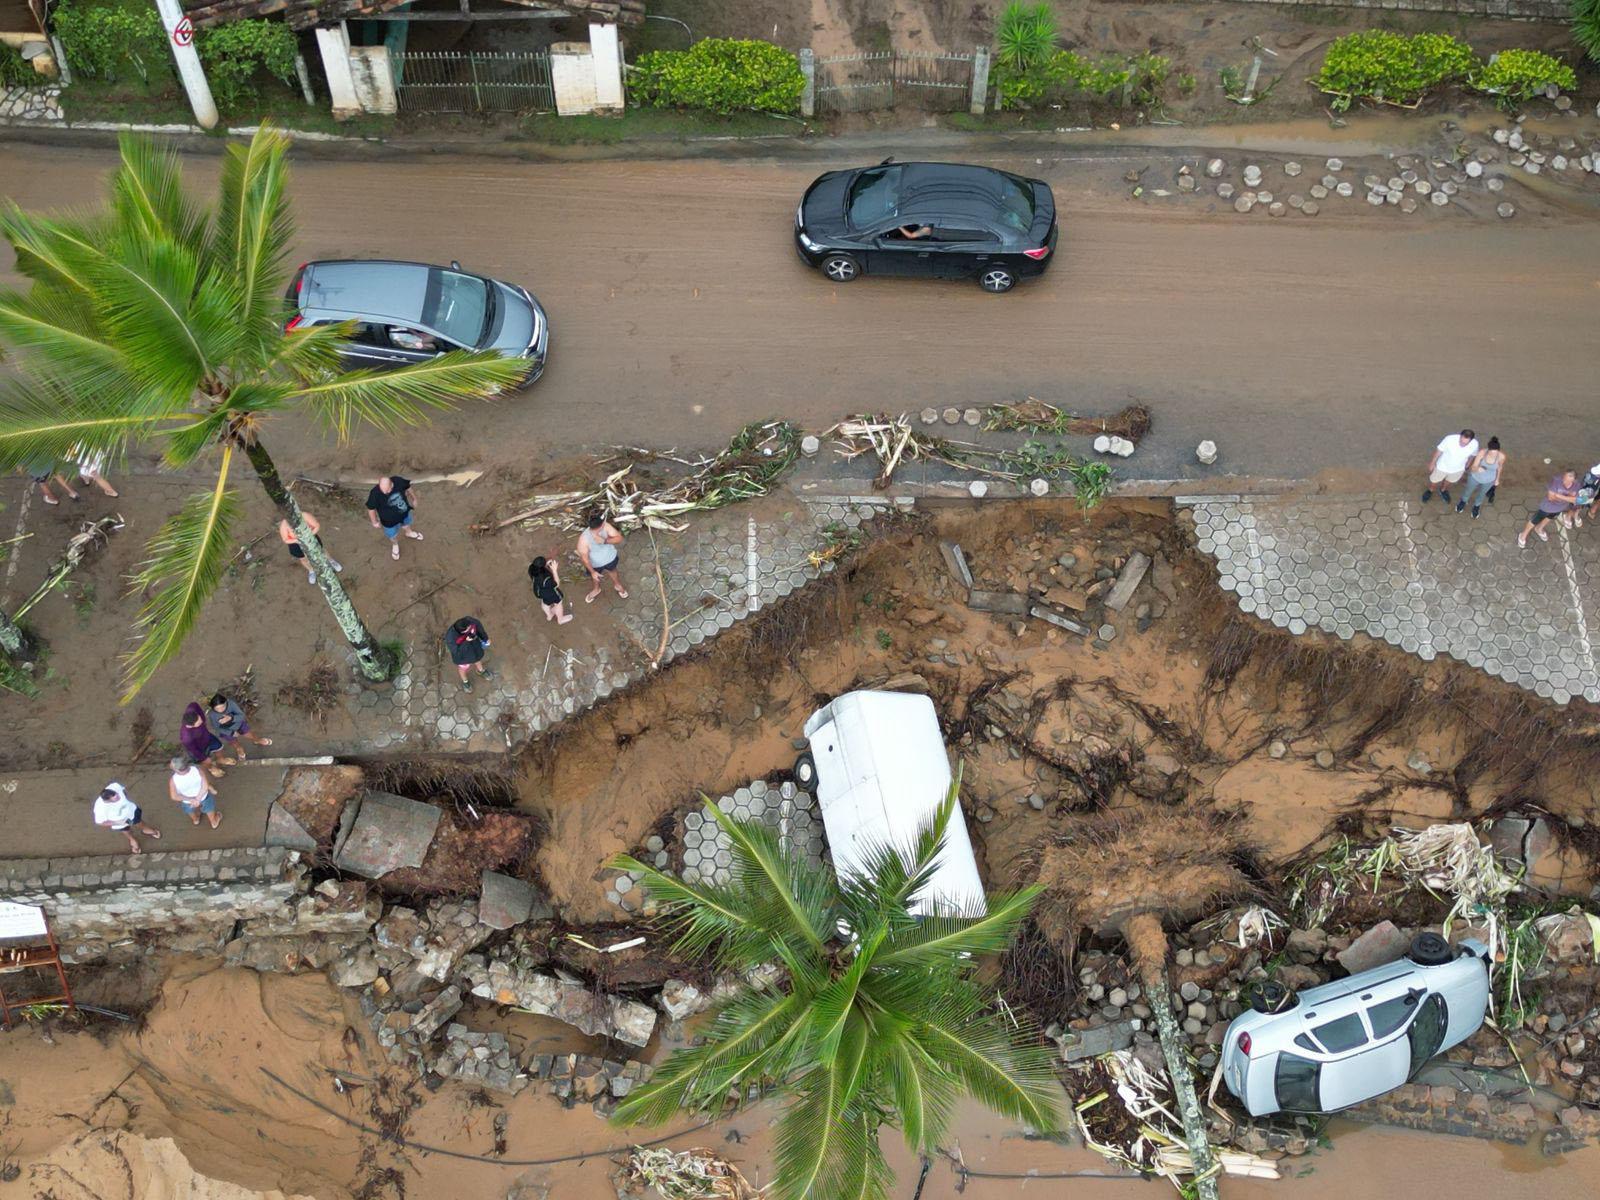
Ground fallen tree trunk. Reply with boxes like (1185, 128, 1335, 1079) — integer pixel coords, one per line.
(1127, 913, 1220, 1200)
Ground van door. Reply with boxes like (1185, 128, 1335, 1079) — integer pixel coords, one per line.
(1317, 1038, 1409, 1111)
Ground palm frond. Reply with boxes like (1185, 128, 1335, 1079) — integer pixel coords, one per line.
(0, 204, 107, 295)
(0, 375, 185, 470)
(0, 287, 135, 398)
(772, 1057, 848, 1200)
(277, 320, 351, 382)
(876, 885, 1042, 967)
(708, 801, 831, 954)
(212, 127, 294, 364)
(292, 351, 527, 441)
(111, 133, 208, 252)
(93, 235, 236, 393)
(609, 852, 774, 967)
(911, 999, 1064, 1133)
(884, 1027, 958, 1152)
(122, 447, 240, 699)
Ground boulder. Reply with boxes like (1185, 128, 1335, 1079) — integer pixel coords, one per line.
(1535, 911, 1596, 961)
(330, 943, 382, 988)
(1336, 921, 1409, 975)
(1060, 1021, 1135, 1062)
(659, 978, 708, 1021)
(478, 870, 550, 931)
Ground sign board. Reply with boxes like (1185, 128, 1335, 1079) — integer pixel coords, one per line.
(173, 16, 194, 47)
(0, 901, 48, 940)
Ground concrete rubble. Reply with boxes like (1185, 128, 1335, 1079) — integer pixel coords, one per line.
(464, 957, 658, 1047)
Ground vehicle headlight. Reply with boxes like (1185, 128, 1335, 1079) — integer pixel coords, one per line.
(798, 230, 823, 252)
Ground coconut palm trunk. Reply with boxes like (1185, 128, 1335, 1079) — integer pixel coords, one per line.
(241, 439, 395, 682)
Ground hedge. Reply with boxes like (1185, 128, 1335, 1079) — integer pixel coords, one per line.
(1472, 49, 1576, 109)
(628, 38, 803, 115)
(1313, 30, 1477, 111)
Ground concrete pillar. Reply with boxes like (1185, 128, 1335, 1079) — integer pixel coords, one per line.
(969, 45, 989, 116)
(349, 45, 397, 115)
(799, 47, 815, 118)
(315, 22, 361, 120)
(587, 21, 623, 111)
(551, 42, 598, 116)
(152, 0, 217, 129)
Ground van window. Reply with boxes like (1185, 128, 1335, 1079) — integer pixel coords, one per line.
(1293, 1033, 1319, 1053)
(1274, 1053, 1321, 1112)
(1311, 1013, 1368, 1053)
(1368, 993, 1419, 1039)
(1406, 993, 1448, 1077)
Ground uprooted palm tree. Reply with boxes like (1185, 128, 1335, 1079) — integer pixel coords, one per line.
(609, 785, 1064, 1200)
(0, 129, 524, 698)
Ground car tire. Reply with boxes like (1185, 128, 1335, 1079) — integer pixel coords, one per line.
(1408, 931, 1453, 966)
(978, 267, 1017, 293)
(1248, 980, 1299, 1014)
(793, 752, 817, 789)
(821, 254, 860, 284)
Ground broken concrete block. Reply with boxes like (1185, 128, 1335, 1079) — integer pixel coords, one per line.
(334, 791, 441, 878)
(967, 590, 1030, 616)
(938, 541, 974, 591)
(1061, 1020, 1136, 1062)
(479, 870, 543, 931)
(1105, 552, 1151, 613)
(1028, 604, 1091, 637)
(1336, 920, 1409, 975)
(264, 803, 318, 851)
(658, 978, 708, 1021)
(410, 985, 464, 1042)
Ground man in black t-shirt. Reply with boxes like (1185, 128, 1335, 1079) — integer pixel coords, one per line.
(366, 475, 424, 562)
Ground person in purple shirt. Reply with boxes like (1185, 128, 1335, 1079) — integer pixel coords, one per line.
(180, 701, 234, 779)
(1518, 469, 1579, 549)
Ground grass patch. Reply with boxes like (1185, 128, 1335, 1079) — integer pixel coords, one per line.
(59, 78, 390, 136)
(518, 108, 801, 145)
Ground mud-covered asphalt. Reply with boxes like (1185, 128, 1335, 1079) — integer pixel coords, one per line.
(2, 139, 1595, 486)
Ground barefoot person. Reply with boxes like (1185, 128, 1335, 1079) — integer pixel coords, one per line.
(445, 616, 493, 692)
(168, 756, 221, 830)
(528, 556, 574, 625)
(93, 782, 160, 854)
(1518, 469, 1579, 549)
(278, 512, 343, 586)
(367, 474, 423, 562)
(577, 512, 628, 604)
(207, 692, 272, 761)
(180, 701, 234, 779)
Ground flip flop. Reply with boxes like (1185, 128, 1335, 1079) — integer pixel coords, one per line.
(147, 829, 161, 839)
(616, 589, 630, 599)
(405, 530, 424, 540)
(42, 494, 58, 505)
(390, 543, 400, 560)
(585, 592, 599, 604)
(258, 738, 273, 746)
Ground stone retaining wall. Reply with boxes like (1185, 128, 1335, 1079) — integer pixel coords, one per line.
(1217, 0, 1566, 20)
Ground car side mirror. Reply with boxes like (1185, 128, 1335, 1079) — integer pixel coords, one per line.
(450, 260, 462, 271)
(880, 157, 895, 165)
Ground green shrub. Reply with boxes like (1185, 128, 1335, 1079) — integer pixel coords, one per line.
(1313, 30, 1477, 111)
(995, 47, 1168, 110)
(629, 38, 803, 115)
(52, 0, 167, 84)
(0, 42, 38, 87)
(199, 19, 298, 110)
(1471, 48, 1576, 109)
(995, 1, 1057, 73)
(1576, 0, 1600, 65)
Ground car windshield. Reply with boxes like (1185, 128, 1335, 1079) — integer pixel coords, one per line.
(847, 167, 902, 228)
(423, 269, 491, 348)
(996, 174, 1036, 233)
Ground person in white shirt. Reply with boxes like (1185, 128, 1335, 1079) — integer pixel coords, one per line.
(1422, 429, 1479, 505)
(168, 757, 222, 830)
(93, 782, 161, 854)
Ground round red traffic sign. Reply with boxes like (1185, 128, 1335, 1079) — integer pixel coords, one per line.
(173, 17, 194, 46)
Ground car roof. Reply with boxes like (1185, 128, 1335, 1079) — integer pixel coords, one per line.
(895, 162, 1027, 223)
(301, 260, 432, 326)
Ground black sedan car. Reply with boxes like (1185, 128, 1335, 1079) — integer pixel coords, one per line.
(794, 161, 1057, 293)
(284, 259, 550, 386)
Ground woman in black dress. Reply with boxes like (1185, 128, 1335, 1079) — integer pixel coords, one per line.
(528, 556, 574, 625)
(445, 616, 493, 691)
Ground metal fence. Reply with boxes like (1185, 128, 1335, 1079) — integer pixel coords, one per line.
(815, 50, 975, 115)
(391, 51, 554, 115)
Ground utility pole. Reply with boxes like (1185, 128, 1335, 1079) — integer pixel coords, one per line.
(152, 0, 218, 129)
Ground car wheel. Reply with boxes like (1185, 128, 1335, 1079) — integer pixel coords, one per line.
(793, 751, 817, 789)
(1248, 980, 1299, 1014)
(979, 267, 1017, 293)
(821, 254, 860, 284)
(1408, 931, 1453, 966)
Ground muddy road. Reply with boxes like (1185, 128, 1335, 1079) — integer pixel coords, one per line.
(1, 137, 1596, 486)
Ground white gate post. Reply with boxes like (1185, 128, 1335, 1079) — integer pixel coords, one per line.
(799, 47, 815, 118)
(315, 22, 362, 119)
(969, 45, 990, 116)
(587, 21, 623, 111)
(152, 0, 217, 129)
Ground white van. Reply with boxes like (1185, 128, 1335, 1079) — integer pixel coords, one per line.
(796, 691, 987, 916)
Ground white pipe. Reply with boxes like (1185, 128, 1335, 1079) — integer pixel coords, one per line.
(151, 0, 218, 129)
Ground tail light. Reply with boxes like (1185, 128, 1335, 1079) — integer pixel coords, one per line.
(1022, 246, 1051, 260)
(1236, 1032, 1252, 1057)
(285, 315, 304, 331)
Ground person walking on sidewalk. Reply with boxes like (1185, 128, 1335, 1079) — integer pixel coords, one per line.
(445, 616, 493, 692)
(578, 512, 628, 604)
(1422, 429, 1479, 505)
(367, 475, 423, 562)
(1457, 437, 1506, 518)
(180, 701, 234, 778)
(168, 756, 222, 830)
(1518, 469, 1580, 548)
(207, 692, 272, 761)
(71, 446, 120, 498)
(528, 556, 574, 624)
(94, 782, 160, 854)
(23, 457, 78, 505)
(279, 512, 343, 585)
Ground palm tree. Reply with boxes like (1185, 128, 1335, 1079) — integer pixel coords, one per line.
(0, 129, 524, 698)
(610, 784, 1064, 1200)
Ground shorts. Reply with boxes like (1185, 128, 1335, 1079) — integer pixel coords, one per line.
(111, 805, 144, 831)
(181, 793, 217, 815)
(591, 557, 619, 574)
(380, 512, 415, 539)
(1530, 509, 1567, 526)
(189, 734, 224, 762)
(287, 536, 323, 561)
(1429, 468, 1465, 485)
(214, 721, 249, 742)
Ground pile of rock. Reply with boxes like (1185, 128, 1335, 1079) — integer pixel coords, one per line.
(529, 1051, 654, 1113)
(462, 956, 658, 1047)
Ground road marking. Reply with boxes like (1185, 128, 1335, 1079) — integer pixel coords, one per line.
(1395, 499, 1433, 657)
(2, 486, 32, 604)
(1557, 524, 1597, 685)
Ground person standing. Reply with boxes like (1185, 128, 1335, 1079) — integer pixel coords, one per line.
(1581, 460, 1600, 525)
(207, 692, 272, 761)
(23, 457, 78, 505)
(180, 701, 234, 778)
(1421, 429, 1479, 505)
(1456, 437, 1506, 519)
(445, 616, 493, 691)
(278, 512, 343, 585)
(367, 475, 423, 562)
(577, 512, 628, 604)
(71, 446, 120, 498)
(168, 756, 221, 830)
(1518, 469, 1580, 548)
(94, 782, 160, 854)
(528, 556, 574, 624)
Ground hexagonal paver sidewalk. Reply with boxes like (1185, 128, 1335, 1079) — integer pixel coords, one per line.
(1182, 493, 1600, 705)
(682, 779, 829, 887)
(336, 496, 894, 753)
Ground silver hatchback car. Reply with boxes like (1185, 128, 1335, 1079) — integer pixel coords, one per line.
(1221, 932, 1490, 1117)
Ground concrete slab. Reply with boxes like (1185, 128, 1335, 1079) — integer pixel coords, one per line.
(478, 869, 547, 930)
(1030, 604, 1092, 637)
(333, 791, 441, 878)
(939, 541, 974, 590)
(1105, 551, 1151, 612)
(967, 590, 1030, 616)
(264, 803, 319, 851)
